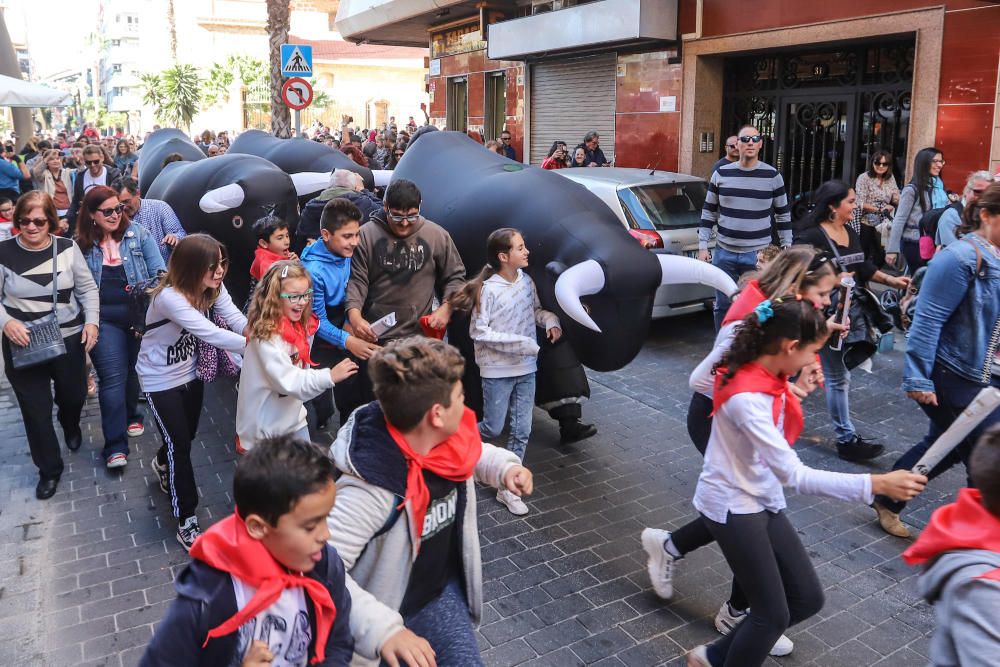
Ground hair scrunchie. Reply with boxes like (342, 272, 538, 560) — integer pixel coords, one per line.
(754, 299, 774, 323)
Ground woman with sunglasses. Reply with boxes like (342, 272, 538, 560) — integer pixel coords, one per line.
(387, 142, 406, 170)
(136, 234, 247, 550)
(887, 147, 949, 272)
(77, 186, 165, 470)
(0, 191, 99, 500)
(855, 150, 900, 229)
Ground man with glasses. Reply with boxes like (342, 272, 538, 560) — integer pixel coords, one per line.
(582, 131, 610, 167)
(937, 170, 992, 248)
(112, 176, 186, 263)
(710, 135, 740, 176)
(499, 129, 517, 161)
(699, 125, 792, 330)
(67, 145, 121, 232)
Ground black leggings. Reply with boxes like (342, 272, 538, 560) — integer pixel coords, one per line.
(146, 380, 204, 521)
(672, 392, 749, 610)
(702, 511, 825, 667)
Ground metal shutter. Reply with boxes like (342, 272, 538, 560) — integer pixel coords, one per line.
(530, 54, 616, 166)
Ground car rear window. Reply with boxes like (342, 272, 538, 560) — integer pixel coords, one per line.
(619, 182, 707, 230)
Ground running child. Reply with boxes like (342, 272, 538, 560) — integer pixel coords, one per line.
(236, 260, 359, 452)
(140, 434, 355, 666)
(686, 298, 926, 667)
(326, 337, 533, 667)
(449, 227, 561, 515)
(137, 234, 248, 550)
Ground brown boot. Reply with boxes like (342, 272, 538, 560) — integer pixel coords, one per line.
(873, 501, 910, 538)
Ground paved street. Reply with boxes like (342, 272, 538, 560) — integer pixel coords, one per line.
(0, 311, 960, 666)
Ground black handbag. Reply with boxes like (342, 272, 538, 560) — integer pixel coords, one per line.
(10, 237, 68, 369)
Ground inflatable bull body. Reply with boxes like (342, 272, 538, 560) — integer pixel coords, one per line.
(137, 129, 206, 194)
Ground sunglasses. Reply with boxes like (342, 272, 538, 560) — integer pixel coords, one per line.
(386, 211, 420, 223)
(96, 204, 126, 217)
(209, 258, 230, 273)
(279, 290, 314, 304)
(726, 143, 737, 149)
(500, 136, 511, 141)
(874, 161, 890, 166)
(394, 152, 404, 157)
(85, 159, 103, 166)
(18, 217, 49, 228)
(738, 135, 763, 144)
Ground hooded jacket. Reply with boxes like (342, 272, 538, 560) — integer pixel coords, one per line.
(325, 401, 520, 665)
(902, 488, 1000, 667)
(344, 212, 466, 342)
(298, 188, 383, 242)
(301, 239, 352, 349)
(139, 544, 354, 667)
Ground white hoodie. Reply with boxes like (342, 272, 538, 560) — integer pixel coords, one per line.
(470, 269, 559, 379)
(235, 335, 335, 451)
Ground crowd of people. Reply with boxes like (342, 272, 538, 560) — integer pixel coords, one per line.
(0, 116, 997, 667)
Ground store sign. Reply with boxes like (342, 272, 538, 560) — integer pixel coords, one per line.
(431, 22, 486, 58)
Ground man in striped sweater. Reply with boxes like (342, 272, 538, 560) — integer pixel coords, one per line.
(699, 125, 792, 330)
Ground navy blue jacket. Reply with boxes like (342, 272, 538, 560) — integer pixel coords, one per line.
(140, 545, 353, 667)
(297, 188, 382, 242)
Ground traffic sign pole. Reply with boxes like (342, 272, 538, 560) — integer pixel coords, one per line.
(295, 109, 301, 138)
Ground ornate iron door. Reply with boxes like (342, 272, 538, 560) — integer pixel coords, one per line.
(777, 95, 855, 211)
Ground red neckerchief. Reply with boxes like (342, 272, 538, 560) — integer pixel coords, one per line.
(712, 362, 804, 446)
(189, 513, 336, 665)
(279, 315, 319, 367)
(903, 488, 1000, 581)
(384, 407, 483, 552)
(250, 247, 287, 281)
(722, 279, 768, 326)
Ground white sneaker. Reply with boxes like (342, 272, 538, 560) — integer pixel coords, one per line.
(714, 602, 794, 656)
(640, 528, 676, 599)
(496, 489, 529, 515)
(686, 645, 712, 667)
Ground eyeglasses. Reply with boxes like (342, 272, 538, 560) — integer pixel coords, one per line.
(18, 217, 49, 228)
(386, 211, 420, 223)
(738, 135, 763, 144)
(85, 159, 103, 166)
(874, 161, 890, 167)
(279, 290, 314, 304)
(931, 158, 945, 165)
(209, 258, 230, 273)
(96, 204, 125, 217)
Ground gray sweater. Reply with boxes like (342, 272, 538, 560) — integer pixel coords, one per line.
(887, 184, 925, 253)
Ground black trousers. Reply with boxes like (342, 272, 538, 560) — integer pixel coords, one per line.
(702, 511, 825, 667)
(673, 392, 748, 610)
(307, 342, 368, 429)
(3, 333, 87, 480)
(146, 380, 204, 521)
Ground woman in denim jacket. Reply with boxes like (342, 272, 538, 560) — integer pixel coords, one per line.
(77, 185, 166, 469)
(873, 183, 1000, 537)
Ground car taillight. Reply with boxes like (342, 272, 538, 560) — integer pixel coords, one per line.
(628, 229, 664, 249)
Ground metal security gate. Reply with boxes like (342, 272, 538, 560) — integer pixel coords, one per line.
(530, 54, 616, 165)
(722, 40, 914, 210)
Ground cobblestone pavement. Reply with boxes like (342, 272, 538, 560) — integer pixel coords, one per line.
(0, 312, 961, 666)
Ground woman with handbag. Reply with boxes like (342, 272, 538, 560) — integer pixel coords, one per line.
(136, 234, 246, 550)
(77, 185, 165, 470)
(0, 191, 99, 499)
(886, 147, 948, 273)
(872, 183, 1000, 538)
(795, 180, 910, 462)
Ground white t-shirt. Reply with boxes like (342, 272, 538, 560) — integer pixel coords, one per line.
(0, 221, 13, 242)
(82, 166, 106, 194)
(232, 576, 312, 667)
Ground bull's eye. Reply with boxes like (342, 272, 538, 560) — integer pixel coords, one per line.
(232, 215, 243, 229)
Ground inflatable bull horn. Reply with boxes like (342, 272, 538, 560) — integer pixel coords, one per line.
(137, 128, 206, 195)
(392, 129, 736, 372)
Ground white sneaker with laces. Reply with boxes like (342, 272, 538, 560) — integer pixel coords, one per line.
(151, 456, 169, 494)
(640, 528, 676, 599)
(714, 601, 794, 656)
(496, 489, 529, 515)
(176, 516, 202, 552)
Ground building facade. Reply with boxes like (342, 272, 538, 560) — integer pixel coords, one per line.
(337, 0, 1000, 194)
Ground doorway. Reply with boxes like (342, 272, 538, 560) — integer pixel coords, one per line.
(447, 77, 468, 133)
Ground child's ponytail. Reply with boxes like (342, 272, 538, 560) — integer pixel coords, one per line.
(448, 227, 522, 314)
(715, 297, 828, 384)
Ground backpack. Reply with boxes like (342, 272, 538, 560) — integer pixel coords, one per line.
(917, 200, 962, 260)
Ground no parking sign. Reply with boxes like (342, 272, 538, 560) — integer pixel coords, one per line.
(281, 77, 313, 110)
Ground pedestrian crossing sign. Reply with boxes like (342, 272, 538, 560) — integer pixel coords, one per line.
(281, 44, 313, 77)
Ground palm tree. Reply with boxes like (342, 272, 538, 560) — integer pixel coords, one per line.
(266, 0, 292, 138)
(141, 66, 200, 131)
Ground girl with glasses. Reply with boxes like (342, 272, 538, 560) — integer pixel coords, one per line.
(236, 260, 357, 454)
(77, 185, 165, 470)
(136, 234, 248, 550)
(887, 147, 949, 272)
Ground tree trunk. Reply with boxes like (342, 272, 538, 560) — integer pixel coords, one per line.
(167, 0, 178, 62)
(266, 0, 291, 138)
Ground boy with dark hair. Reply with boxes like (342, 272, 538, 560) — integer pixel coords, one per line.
(250, 215, 297, 282)
(326, 337, 533, 666)
(141, 435, 354, 667)
(301, 199, 380, 430)
(903, 425, 1000, 666)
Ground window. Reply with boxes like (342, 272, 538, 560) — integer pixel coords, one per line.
(619, 182, 708, 230)
(446, 77, 468, 133)
(484, 71, 506, 142)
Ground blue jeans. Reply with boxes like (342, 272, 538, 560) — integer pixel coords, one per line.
(712, 247, 759, 330)
(818, 344, 855, 444)
(390, 578, 482, 667)
(89, 321, 143, 459)
(479, 373, 535, 460)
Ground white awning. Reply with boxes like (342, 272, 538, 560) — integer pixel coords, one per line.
(0, 74, 73, 108)
(335, 0, 471, 46)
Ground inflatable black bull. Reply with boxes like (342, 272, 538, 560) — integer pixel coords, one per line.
(229, 130, 375, 195)
(145, 153, 321, 305)
(394, 130, 736, 372)
(137, 129, 206, 195)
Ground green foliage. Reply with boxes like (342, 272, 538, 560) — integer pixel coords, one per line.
(202, 55, 268, 107)
(202, 62, 233, 107)
(139, 65, 201, 130)
(140, 73, 164, 110)
(313, 90, 331, 108)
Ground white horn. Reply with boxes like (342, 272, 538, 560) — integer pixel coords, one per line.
(372, 169, 393, 187)
(554, 259, 605, 333)
(657, 254, 738, 297)
(199, 183, 245, 213)
(290, 171, 333, 196)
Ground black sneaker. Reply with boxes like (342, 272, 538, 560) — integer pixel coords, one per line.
(560, 419, 597, 444)
(176, 516, 202, 552)
(150, 456, 169, 494)
(837, 435, 885, 462)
